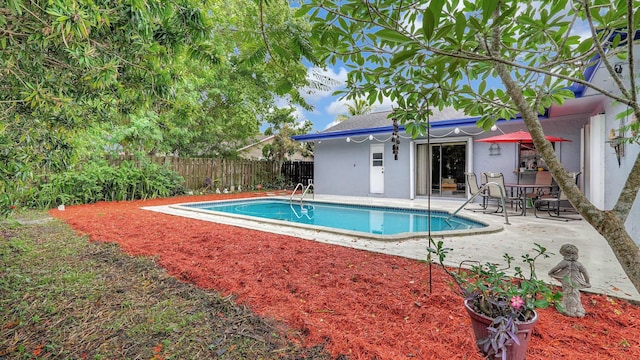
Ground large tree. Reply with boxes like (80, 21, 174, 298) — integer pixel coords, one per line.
(104, 0, 322, 157)
(0, 0, 320, 212)
(0, 0, 223, 209)
(335, 98, 375, 122)
(262, 107, 313, 163)
(295, 0, 640, 292)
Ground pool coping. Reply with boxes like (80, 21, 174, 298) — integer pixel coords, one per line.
(162, 196, 504, 241)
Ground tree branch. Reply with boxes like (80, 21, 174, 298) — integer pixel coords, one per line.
(582, 1, 633, 101)
(319, 3, 637, 108)
(625, 0, 637, 106)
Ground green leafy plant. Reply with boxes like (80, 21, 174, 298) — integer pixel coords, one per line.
(22, 159, 185, 209)
(263, 175, 293, 190)
(427, 241, 561, 358)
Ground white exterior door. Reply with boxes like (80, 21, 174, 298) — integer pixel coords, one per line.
(370, 144, 384, 194)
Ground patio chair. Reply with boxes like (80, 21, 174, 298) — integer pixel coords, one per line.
(464, 172, 489, 210)
(531, 171, 553, 197)
(483, 172, 523, 214)
(533, 172, 582, 221)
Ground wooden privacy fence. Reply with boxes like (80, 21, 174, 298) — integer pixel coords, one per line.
(109, 155, 313, 191)
(281, 161, 314, 186)
(110, 155, 278, 190)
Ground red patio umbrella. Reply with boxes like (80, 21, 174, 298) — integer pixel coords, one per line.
(475, 130, 572, 184)
(475, 130, 572, 143)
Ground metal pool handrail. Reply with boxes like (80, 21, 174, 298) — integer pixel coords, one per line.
(291, 183, 305, 201)
(446, 182, 510, 225)
(290, 203, 314, 220)
(290, 182, 315, 204)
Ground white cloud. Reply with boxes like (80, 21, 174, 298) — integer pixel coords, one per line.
(266, 98, 311, 129)
(318, 93, 398, 130)
(325, 94, 396, 116)
(326, 99, 348, 116)
(291, 106, 307, 122)
(301, 66, 348, 103)
(376, 96, 395, 112)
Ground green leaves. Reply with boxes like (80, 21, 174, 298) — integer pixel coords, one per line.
(390, 49, 418, 67)
(422, 10, 435, 41)
(2, 0, 320, 212)
(374, 29, 412, 44)
(454, 12, 467, 43)
(422, 0, 444, 40)
(299, 0, 639, 138)
(6, 0, 24, 15)
(481, 0, 499, 23)
(32, 160, 186, 207)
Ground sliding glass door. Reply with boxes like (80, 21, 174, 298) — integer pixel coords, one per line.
(416, 142, 467, 197)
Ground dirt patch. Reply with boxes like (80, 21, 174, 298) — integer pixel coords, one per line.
(49, 193, 640, 359)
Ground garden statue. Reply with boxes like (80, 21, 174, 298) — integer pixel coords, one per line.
(548, 244, 591, 317)
(203, 177, 213, 191)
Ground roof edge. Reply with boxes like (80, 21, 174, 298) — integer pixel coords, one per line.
(292, 115, 551, 142)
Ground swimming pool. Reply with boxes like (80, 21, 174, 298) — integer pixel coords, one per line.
(169, 198, 494, 239)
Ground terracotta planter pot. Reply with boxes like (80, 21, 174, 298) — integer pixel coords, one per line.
(464, 299, 538, 360)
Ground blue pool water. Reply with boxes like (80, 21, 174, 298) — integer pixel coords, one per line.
(181, 199, 487, 236)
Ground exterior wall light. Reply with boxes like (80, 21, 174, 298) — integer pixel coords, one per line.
(607, 129, 624, 167)
(489, 143, 501, 156)
(614, 62, 624, 75)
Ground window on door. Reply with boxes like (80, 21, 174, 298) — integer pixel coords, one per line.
(416, 143, 467, 197)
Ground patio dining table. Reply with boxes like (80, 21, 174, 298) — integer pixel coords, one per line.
(505, 183, 557, 216)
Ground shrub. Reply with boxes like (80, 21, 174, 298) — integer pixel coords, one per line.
(23, 159, 185, 209)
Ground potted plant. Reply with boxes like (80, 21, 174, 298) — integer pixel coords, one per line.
(427, 241, 561, 360)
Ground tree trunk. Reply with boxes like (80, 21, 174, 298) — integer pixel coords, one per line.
(491, 54, 640, 294)
(593, 211, 640, 292)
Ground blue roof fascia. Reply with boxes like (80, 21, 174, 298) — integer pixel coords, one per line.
(568, 29, 640, 98)
(291, 126, 403, 142)
(291, 117, 485, 142)
(291, 114, 550, 142)
(568, 56, 600, 98)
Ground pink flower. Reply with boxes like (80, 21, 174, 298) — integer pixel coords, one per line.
(510, 296, 524, 309)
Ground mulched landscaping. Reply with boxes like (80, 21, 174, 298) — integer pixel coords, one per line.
(50, 192, 640, 359)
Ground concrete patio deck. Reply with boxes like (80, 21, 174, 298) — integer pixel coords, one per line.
(145, 195, 640, 303)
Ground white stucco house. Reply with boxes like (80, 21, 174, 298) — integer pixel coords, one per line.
(292, 59, 640, 245)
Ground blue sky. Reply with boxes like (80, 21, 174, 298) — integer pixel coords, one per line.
(288, 64, 396, 133)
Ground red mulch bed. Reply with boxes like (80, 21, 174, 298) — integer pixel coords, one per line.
(50, 193, 640, 359)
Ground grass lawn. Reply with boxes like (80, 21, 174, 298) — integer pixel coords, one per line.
(0, 211, 329, 359)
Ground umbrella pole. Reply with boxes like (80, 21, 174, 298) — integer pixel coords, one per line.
(517, 142, 521, 185)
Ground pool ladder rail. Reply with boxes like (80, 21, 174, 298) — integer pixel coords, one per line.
(446, 181, 510, 226)
(290, 182, 314, 204)
(290, 182, 315, 220)
(290, 203, 314, 220)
